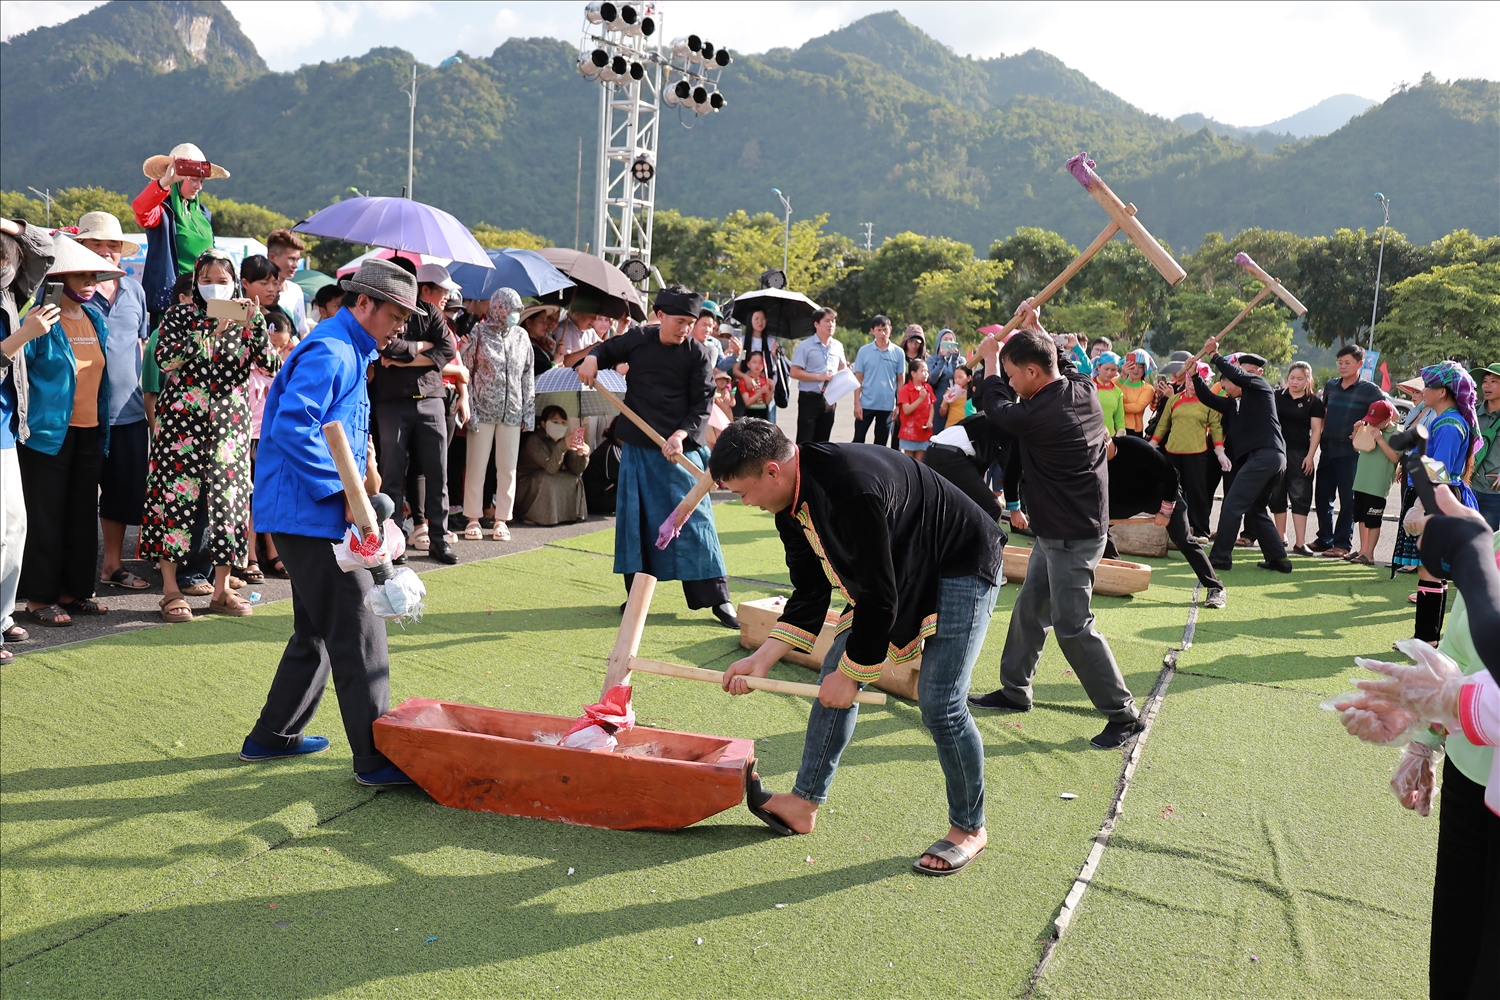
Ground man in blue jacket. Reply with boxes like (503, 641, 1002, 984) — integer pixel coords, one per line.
(240, 259, 417, 786)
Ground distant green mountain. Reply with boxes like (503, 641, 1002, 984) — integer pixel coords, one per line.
(2, 3, 1494, 255)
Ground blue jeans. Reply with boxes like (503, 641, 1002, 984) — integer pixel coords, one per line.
(793, 574, 998, 833)
(1474, 490, 1500, 532)
(1314, 453, 1359, 550)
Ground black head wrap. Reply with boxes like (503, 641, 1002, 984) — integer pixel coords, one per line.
(653, 286, 703, 318)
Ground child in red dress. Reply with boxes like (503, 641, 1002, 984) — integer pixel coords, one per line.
(897, 358, 936, 462)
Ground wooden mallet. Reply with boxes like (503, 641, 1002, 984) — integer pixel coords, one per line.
(990, 151, 1188, 340)
(592, 382, 718, 549)
(1174, 252, 1309, 384)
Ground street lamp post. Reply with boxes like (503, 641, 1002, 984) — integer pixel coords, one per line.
(772, 187, 792, 276)
(1368, 191, 1391, 351)
(402, 57, 461, 199)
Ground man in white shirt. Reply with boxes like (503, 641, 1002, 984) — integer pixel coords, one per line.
(268, 229, 311, 336)
(789, 307, 847, 444)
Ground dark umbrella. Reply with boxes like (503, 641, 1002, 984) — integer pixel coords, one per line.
(729, 288, 819, 340)
(293, 196, 492, 268)
(447, 248, 574, 301)
(537, 248, 647, 321)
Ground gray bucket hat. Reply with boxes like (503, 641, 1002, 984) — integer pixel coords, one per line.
(340, 258, 418, 311)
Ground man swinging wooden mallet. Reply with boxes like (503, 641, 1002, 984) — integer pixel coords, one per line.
(712, 419, 1006, 876)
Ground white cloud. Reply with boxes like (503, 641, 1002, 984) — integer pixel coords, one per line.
(3, 0, 1495, 126)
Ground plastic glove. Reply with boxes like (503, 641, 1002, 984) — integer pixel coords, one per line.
(1391, 741, 1441, 816)
(1355, 638, 1466, 726)
(1332, 689, 1422, 745)
(1214, 447, 1232, 472)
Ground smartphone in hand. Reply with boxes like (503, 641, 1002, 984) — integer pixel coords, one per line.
(570, 427, 587, 448)
(206, 298, 252, 323)
(40, 282, 65, 309)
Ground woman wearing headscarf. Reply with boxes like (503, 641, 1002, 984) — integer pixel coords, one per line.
(132, 143, 227, 317)
(10, 235, 120, 628)
(1392, 361, 1483, 643)
(459, 287, 534, 542)
(141, 249, 279, 622)
(1118, 349, 1156, 437)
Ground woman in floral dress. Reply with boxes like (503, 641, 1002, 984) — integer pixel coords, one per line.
(141, 249, 279, 621)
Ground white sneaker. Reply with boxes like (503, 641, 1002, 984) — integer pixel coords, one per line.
(1204, 587, 1227, 609)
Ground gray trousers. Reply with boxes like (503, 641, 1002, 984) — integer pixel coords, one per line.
(999, 535, 1137, 724)
(1209, 447, 1287, 567)
(249, 532, 392, 772)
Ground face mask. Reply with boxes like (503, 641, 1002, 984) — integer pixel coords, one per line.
(507, 311, 521, 327)
(199, 282, 233, 301)
(63, 285, 95, 303)
(544, 422, 568, 441)
(0, 263, 15, 289)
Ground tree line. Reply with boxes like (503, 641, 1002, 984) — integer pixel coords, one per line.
(6, 185, 1495, 376)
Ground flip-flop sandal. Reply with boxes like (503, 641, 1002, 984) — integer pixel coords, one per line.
(3, 625, 29, 642)
(913, 839, 985, 877)
(240, 563, 266, 585)
(30, 604, 74, 627)
(59, 598, 108, 616)
(159, 594, 194, 623)
(101, 568, 151, 589)
(746, 773, 800, 837)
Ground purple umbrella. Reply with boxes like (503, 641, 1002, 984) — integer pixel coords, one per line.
(293, 197, 493, 268)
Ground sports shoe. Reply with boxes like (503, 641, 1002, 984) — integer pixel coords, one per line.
(1204, 587, 1227, 609)
(1257, 558, 1294, 573)
(239, 735, 330, 761)
(1091, 718, 1144, 750)
(967, 689, 1032, 712)
(355, 764, 415, 787)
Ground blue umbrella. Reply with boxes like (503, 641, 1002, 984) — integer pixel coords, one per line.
(447, 248, 574, 301)
(293, 196, 493, 268)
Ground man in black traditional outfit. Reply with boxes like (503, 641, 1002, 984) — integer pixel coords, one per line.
(712, 420, 1004, 876)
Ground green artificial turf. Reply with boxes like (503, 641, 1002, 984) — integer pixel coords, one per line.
(1035, 556, 1439, 999)
(2, 516, 1187, 999)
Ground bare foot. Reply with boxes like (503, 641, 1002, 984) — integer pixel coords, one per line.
(919, 825, 987, 872)
(761, 792, 818, 835)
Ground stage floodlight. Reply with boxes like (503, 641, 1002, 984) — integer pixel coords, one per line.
(610, 54, 628, 78)
(760, 269, 787, 290)
(618, 4, 640, 33)
(709, 91, 725, 111)
(713, 48, 731, 68)
(621, 259, 651, 283)
(628, 60, 644, 81)
(578, 52, 603, 78)
(701, 41, 715, 63)
(691, 84, 709, 112)
(631, 154, 656, 183)
(585, 1, 616, 25)
(670, 36, 691, 58)
(671, 79, 692, 104)
(639, 15, 655, 37)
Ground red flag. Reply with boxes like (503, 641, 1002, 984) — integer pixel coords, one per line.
(1379, 361, 1391, 392)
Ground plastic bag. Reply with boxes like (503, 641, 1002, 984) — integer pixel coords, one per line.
(1391, 742, 1441, 817)
(560, 685, 635, 749)
(366, 567, 427, 623)
(333, 519, 405, 573)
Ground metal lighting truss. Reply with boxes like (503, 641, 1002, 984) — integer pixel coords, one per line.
(578, 2, 731, 287)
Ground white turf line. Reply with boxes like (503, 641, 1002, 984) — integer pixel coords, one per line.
(1024, 583, 1200, 997)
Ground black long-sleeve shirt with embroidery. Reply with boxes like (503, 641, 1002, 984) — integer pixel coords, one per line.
(769, 443, 1004, 670)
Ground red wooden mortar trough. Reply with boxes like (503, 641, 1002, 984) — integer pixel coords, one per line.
(374, 698, 755, 831)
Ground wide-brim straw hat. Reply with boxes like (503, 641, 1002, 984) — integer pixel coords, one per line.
(72, 211, 141, 257)
(519, 302, 560, 325)
(47, 233, 125, 280)
(142, 142, 231, 181)
(339, 257, 418, 312)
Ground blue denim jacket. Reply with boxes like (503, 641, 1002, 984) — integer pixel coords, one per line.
(19, 303, 112, 456)
(252, 307, 376, 540)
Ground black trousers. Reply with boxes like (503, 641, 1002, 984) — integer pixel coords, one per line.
(926, 444, 1003, 522)
(795, 392, 836, 444)
(1209, 447, 1287, 567)
(17, 427, 102, 604)
(623, 572, 729, 610)
(376, 398, 448, 530)
(1430, 757, 1500, 999)
(1105, 490, 1223, 591)
(852, 408, 895, 448)
(250, 532, 391, 772)
(1167, 451, 1213, 537)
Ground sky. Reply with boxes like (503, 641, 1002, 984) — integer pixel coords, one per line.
(2, 1, 1496, 126)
